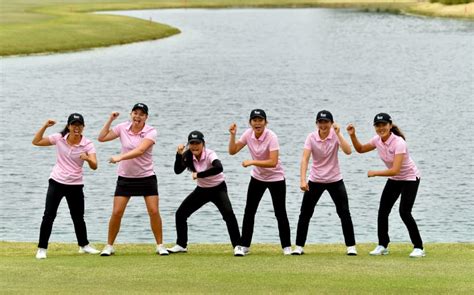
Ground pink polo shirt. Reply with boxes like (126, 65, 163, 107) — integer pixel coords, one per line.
(304, 128, 342, 183)
(193, 148, 225, 188)
(48, 133, 96, 185)
(112, 121, 156, 178)
(369, 133, 420, 181)
(238, 128, 285, 182)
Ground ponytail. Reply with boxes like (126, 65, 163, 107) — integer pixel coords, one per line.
(391, 124, 405, 141)
(60, 125, 69, 137)
(182, 149, 196, 172)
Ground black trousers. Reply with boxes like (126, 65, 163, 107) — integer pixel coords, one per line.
(241, 177, 291, 248)
(378, 178, 423, 249)
(175, 181, 241, 248)
(295, 180, 356, 247)
(38, 179, 89, 249)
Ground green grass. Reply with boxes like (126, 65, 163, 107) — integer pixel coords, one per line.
(4, 0, 472, 57)
(1, 242, 473, 294)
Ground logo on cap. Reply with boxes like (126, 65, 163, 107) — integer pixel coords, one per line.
(321, 113, 327, 117)
(191, 134, 198, 138)
(377, 115, 383, 120)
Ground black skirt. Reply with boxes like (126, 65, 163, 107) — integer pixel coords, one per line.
(114, 175, 158, 197)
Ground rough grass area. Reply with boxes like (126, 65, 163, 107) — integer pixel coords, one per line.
(0, 242, 473, 294)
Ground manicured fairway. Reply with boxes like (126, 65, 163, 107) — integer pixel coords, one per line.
(1, 242, 472, 294)
(1, 1, 472, 56)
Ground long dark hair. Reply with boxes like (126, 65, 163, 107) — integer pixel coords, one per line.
(182, 149, 196, 172)
(391, 124, 406, 140)
(60, 125, 69, 137)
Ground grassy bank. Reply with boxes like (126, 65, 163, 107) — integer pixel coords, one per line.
(0, 0, 473, 57)
(0, 242, 473, 294)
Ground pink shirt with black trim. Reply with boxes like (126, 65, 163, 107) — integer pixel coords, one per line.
(193, 148, 225, 188)
(112, 121, 156, 178)
(304, 128, 342, 183)
(369, 133, 420, 181)
(238, 128, 285, 182)
(48, 133, 96, 185)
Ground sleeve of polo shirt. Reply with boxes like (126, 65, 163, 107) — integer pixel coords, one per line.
(268, 133, 280, 151)
(238, 128, 250, 145)
(394, 138, 407, 155)
(145, 128, 157, 144)
(48, 133, 61, 145)
(303, 133, 312, 151)
(112, 123, 122, 138)
(86, 140, 96, 154)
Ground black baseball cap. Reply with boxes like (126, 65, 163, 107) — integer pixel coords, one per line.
(373, 113, 392, 125)
(132, 103, 148, 114)
(316, 110, 333, 122)
(67, 113, 85, 125)
(250, 109, 267, 120)
(188, 130, 205, 144)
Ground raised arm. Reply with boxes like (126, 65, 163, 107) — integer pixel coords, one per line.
(32, 119, 56, 146)
(333, 123, 351, 155)
(346, 123, 375, 154)
(228, 123, 246, 155)
(98, 112, 120, 142)
(174, 144, 187, 174)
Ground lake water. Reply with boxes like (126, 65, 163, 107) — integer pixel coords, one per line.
(1, 8, 473, 246)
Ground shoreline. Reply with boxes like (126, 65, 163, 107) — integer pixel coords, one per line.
(1, 1, 473, 57)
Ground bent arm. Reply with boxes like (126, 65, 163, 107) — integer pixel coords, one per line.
(245, 150, 279, 168)
(337, 132, 352, 155)
(229, 136, 246, 155)
(32, 120, 55, 146)
(368, 154, 403, 177)
(98, 115, 119, 142)
(111, 138, 154, 163)
(83, 153, 98, 170)
(349, 133, 375, 154)
(197, 159, 223, 178)
(174, 153, 187, 174)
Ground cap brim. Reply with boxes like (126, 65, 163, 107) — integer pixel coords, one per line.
(188, 139, 203, 144)
(69, 120, 84, 125)
(132, 107, 148, 114)
(373, 120, 390, 125)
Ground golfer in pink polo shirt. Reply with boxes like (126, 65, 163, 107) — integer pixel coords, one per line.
(167, 131, 244, 256)
(292, 110, 357, 256)
(228, 109, 291, 256)
(32, 113, 100, 259)
(347, 113, 424, 258)
(97, 103, 168, 256)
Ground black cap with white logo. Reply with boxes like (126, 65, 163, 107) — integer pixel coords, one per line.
(132, 103, 149, 115)
(249, 109, 267, 120)
(67, 113, 85, 125)
(188, 130, 205, 144)
(316, 110, 333, 122)
(373, 113, 392, 125)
